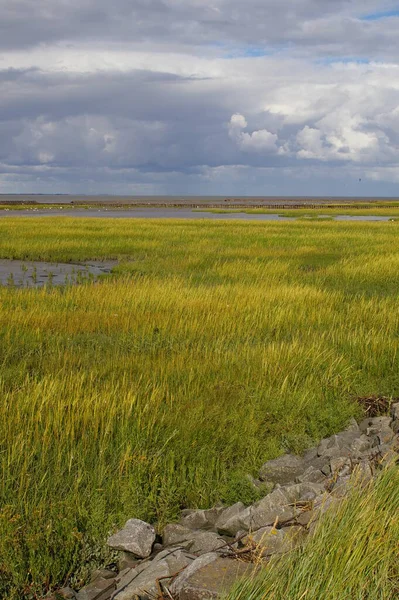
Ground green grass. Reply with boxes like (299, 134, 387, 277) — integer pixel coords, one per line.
(225, 466, 399, 600)
(0, 217, 399, 597)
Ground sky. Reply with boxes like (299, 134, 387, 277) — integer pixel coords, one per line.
(1, 1, 399, 196)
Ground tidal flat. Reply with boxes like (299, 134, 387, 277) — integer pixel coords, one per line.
(1, 216, 399, 598)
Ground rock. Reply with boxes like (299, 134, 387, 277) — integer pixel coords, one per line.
(331, 475, 352, 498)
(330, 457, 352, 476)
(77, 578, 116, 600)
(250, 488, 295, 531)
(244, 525, 305, 557)
(162, 524, 226, 554)
(295, 466, 325, 484)
(107, 519, 155, 558)
(180, 507, 224, 531)
(113, 548, 195, 600)
(90, 570, 116, 583)
(391, 402, 399, 421)
(295, 509, 315, 527)
(280, 482, 324, 503)
(169, 554, 257, 600)
(259, 454, 305, 484)
(350, 435, 373, 456)
(117, 552, 140, 572)
(345, 418, 360, 433)
(169, 553, 219, 597)
(359, 416, 392, 435)
(215, 503, 251, 537)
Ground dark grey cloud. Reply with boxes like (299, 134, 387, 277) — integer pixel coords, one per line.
(1, 0, 399, 193)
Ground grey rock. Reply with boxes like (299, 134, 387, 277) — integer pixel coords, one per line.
(162, 524, 226, 554)
(113, 549, 195, 600)
(250, 489, 295, 531)
(107, 519, 155, 558)
(331, 475, 352, 498)
(90, 570, 116, 583)
(359, 416, 392, 435)
(117, 552, 140, 572)
(392, 420, 399, 434)
(259, 454, 305, 484)
(350, 435, 372, 456)
(77, 578, 116, 600)
(180, 507, 224, 531)
(244, 525, 305, 556)
(295, 466, 326, 484)
(330, 457, 352, 476)
(169, 552, 219, 597)
(215, 503, 251, 536)
(391, 402, 399, 421)
(169, 554, 256, 600)
(280, 482, 325, 503)
(345, 418, 360, 433)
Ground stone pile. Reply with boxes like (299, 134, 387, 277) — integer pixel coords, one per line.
(51, 403, 399, 600)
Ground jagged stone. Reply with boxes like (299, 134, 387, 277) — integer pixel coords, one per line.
(169, 554, 257, 600)
(391, 402, 399, 421)
(117, 552, 140, 572)
(244, 525, 305, 557)
(180, 507, 224, 531)
(107, 519, 155, 558)
(295, 466, 326, 484)
(280, 482, 325, 503)
(113, 548, 195, 600)
(162, 524, 226, 554)
(359, 416, 392, 435)
(259, 454, 305, 484)
(77, 578, 116, 600)
(215, 503, 250, 536)
(90, 570, 116, 583)
(330, 457, 352, 476)
(250, 488, 295, 531)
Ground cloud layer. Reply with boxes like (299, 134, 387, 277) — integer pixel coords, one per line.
(1, 0, 399, 194)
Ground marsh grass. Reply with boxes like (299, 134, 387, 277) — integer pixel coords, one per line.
(0, 217, 398, 597)
(225, 466, 399, 600)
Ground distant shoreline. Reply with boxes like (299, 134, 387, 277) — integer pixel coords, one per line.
(1, 194, 399, 209)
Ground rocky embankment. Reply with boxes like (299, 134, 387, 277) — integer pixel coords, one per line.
(51, 402, 399, 600)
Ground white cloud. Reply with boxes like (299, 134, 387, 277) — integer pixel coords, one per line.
(228, 113, 278, 152)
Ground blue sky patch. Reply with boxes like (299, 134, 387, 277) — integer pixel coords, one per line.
(361, 9, 399, 20)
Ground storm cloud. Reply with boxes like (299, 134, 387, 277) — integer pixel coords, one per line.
(1, 0, 399, 194)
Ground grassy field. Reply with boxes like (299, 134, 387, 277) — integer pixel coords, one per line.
(0, 216, 399, 597)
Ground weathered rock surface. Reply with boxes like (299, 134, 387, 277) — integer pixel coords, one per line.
(112, 548, 196, 600)
(170, 554, 257, 600)
(77, 578, 116, 600)
(244, 525, 305, 557)
(180, 507, 224, 531)
(107, 519, 155, 558)
(259, 454, 305, 484)
(162, 524, 227, 554)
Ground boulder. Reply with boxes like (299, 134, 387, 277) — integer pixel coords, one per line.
(112, 548, 195, 600)
(250, 489, 295, 531)
(77, 578, 116, 600)
(295, 466, 326, 484)
(180, 507, 224, 531)
(391, 402, 399, 422)
(162, 524, 227, 554)
(244, 525, 305, 557)
(359, 416, 392, 435)
(259, 454, 305, 484)
(107, 519, 155, 558)
(215, 503, 251, 537)
(169, 554, 257, 600)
